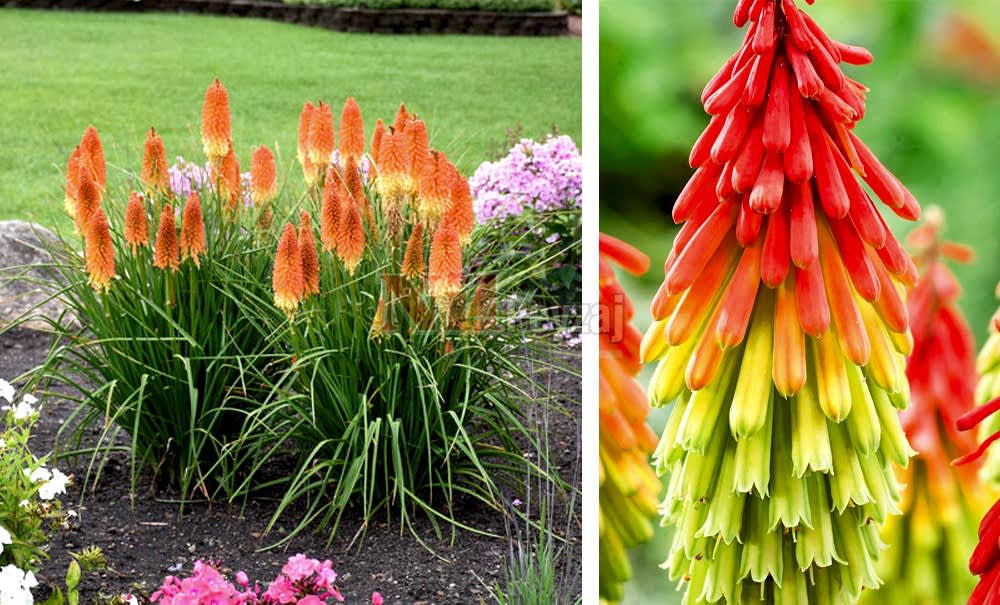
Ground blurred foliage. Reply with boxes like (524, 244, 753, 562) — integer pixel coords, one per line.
(600, 1, 1000, 603)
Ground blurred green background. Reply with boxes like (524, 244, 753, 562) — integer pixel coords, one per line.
(600, 1, 1000, 603)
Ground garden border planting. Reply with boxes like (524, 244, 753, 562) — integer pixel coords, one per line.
(1, 0, 570, 36)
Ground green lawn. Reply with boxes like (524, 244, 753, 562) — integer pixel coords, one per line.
(0, 9, 581, 229)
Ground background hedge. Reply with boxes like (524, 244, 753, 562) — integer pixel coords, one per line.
(280, 0, 556, 12)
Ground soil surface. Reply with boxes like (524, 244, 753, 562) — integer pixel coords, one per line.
(0, 327, 581, 605)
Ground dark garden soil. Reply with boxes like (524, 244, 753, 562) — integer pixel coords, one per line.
(0, 327, 581, 605)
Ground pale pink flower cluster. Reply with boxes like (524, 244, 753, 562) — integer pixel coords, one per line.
(150, 556, 384, 605)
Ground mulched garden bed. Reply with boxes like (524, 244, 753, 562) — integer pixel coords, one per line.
(1, 326, 581, 604)
(0, 0, 570, 36)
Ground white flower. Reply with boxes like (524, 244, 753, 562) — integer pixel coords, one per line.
(0, 564, 37, 605)
(0, 380, 13, 404)
(25, 467, 50, 484)
(123, 595, 138, 605)
(0, 526, 11, 554)
(38, 469, 69, 501)
(9, 400, 36, 421)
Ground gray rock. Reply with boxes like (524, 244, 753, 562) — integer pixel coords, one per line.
(0, 220, 70, 330)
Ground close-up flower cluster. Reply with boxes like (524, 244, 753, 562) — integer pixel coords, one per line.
(640, 1, 922, 603)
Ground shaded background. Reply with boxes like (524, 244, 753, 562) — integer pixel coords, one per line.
(599, 1, 1000, 602)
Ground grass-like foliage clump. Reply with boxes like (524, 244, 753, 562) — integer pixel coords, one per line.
(20, 80, 572, 543)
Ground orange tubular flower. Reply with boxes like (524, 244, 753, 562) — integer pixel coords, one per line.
(272, 222, 304, 316)
(405, 120, 430, 190)
(417, 150, 454, 225)
(298, 101, 319, 183)
(64, 146, 82, 219)
(308, 101, 336, 173)
(428, 218, 461, 302)
(445, 165, 475, 243)
(123, 192, 150, 252)
(598, 233, 659, 604)
(401, 223, 425, 280)
(84, 207, 115, 292)
(370, 119, 386, 168)
(217, 145, 241, 214)
(393, 103, 412, 132)
(299, 211, 320, 298)
(369, 295, 386, 340)
(74, 167, 102, 237)
(338, 97, 365, 164)
(79, 125, 107, 190)
(343, 155, 365, 210)
(320, 171, 343, 252)
(376, 128, 412, 206)
(250, 145, 277, 206)
(141, 127, 170, 196)
(180, 192, 207, 267)
(337, 203, 365, 275)
(644, 2, 922, 602)
(153, 204, 180, 272)
(862, 211, 982, 605)
(201, 79, 232, 163)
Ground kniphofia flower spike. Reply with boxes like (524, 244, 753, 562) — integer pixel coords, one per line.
(862, 210, 982, 605)
(646, 1, 921, 603)
(598, 234, 659, 604)
(201, 79, 231, 163)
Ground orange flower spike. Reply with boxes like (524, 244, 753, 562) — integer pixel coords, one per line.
(180, 192, 207, 267)
(418, 150, 454, 224)
(406, 120, 430, 185)
(370, 295, 386, 340)
(446, 166, 476, 243)
(393, 103, 412, 132)
(201, 79, 232, 163)
(343, 155, 365, 209)
(297, 101, 318, 182)
(141, 127, 170, 196)
(84, 207, 115, 292)
(64, 146, 82, 219)
(308, 101, 336, 170)
(217, 145, 242, 214)
(401, 223, 425, 280)
(428, 219, 462, 301)
(123, 192, 150, 252)
(338, 97, 365, 163)
(370, 119, 386, 168)
(153, 204, 180, 272)
(79, 125, 106, 190)
(250, 145, 277, 206)
(74, 167, 102, 237)
(320, 170, 342, 252)
(337, 203, 365, 275)
(272, 222, 304, 316)
(299, 211, 320, 297)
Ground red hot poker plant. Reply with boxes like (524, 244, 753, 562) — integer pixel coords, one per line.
(644, 1, 920, 603)
(862, 211, 982, 605)
(598, 234, 660, 604)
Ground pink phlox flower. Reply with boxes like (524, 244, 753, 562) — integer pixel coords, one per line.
(371, 592, 384, 605)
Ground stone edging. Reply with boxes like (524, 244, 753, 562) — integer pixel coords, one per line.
(3, 0, 570, 35)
